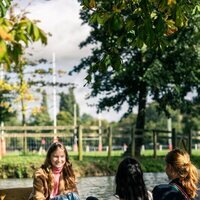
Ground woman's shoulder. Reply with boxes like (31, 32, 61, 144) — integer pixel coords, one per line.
(34, 167, 48, 178)
(153, 183, 184, 200)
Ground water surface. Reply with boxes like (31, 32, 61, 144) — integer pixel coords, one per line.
(0, 173, 168, 200)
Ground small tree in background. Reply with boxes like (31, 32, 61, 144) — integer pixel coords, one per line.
(28, 90, 51, 126)
(57, 87, 80, 125)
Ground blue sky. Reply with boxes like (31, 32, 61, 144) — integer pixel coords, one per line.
(12, 0, 128, 122)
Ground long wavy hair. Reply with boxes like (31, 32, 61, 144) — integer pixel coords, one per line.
(42, 142, 76, 192)
(115, 157, 149, 200)
(165, 148, 199, 198)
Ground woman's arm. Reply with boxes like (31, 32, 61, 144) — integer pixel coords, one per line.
(29, 169, 49, 200)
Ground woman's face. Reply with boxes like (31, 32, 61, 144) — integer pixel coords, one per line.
(50, 147, 66, 168)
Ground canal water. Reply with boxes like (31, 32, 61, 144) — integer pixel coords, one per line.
(0, 173, 168, 200)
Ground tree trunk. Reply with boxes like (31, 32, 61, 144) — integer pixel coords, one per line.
(135, 83, 147, 157)
(123, 83, 147, 157)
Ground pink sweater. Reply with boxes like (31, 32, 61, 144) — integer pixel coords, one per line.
(50, 166, 63, 198)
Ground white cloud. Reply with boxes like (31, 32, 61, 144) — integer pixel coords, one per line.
(12, 0, 127, 122)
(16, 0, 91, 61)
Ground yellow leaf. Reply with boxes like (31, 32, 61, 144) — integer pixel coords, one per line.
(89, 0, 96, 8)
(167, 0, 176, 6)
(0, 194, 6, 200)
(32, 107, 41, 115)
(0, 80, 13, 91)
(8, 107, 14, 113)
(0, 40, 7, 60)
(0, 27, 13, 41)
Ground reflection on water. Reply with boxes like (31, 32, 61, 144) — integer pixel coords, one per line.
(0, 173, 168, 200)
(78, 173, 168, 200)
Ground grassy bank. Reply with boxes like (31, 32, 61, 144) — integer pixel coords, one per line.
(0, 150, 200, 179)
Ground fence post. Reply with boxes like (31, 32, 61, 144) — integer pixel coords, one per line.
(0, 122, 6, 158)
(78, 125, 83, 161)
(131, 126, 135, 157)
(98, 119, 102, 152)
(153, 130, 157, 158)
(172, 128, 176, 149)
(23, 124, 27, 154)
(73, 125, 78, 152)
(188, 129, 192, 155)
(107, 126, 112, 162)
(0, 123, 2, 159)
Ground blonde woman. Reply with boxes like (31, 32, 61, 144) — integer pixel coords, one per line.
(153, 148, 199, 200)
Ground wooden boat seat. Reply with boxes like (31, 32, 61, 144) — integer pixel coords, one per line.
(0, 187, 32, 200)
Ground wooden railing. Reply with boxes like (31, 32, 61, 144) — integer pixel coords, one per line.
(0, 125, 199, 160)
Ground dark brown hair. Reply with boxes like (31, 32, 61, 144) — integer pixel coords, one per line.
(115, 157, 149, 200)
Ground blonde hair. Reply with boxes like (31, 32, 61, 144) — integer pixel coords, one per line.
(165, 148, 199, 198)
(42, 142, 76, 192)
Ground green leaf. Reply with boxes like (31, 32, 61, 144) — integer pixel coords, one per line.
(154, 15, 167, 36)
(0, 40, 7, 60)
(82, 0, 90, 8)
(125, 16, 136, 32)
(18, 32, 29, 45)
(110, 14, 124, 31)
(97, 13, 111, 25)
(26, 21, 32, 35)
(176, 7, 186, 27)
(85, 74, 92, 83)
(0, 0, 11, 17)
(39, 29, 47, 45)
(89, 13, 98, 25)
(111, 54, 121, 70)
(32, 24, 40, 41)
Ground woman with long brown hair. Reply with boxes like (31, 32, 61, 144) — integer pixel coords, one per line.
(29, 142, 79, 200)
(153, 148, 199, 200)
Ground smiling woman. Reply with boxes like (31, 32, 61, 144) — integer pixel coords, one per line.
(28, 142, 80, 200)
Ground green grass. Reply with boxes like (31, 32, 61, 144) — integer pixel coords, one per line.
(0, 150, 199, 179)
(69, 150, 123, 157)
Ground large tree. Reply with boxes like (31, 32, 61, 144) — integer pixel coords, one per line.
(71, 0, 200, 156)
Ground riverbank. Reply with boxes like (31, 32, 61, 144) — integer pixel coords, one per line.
(0, 150, 200, 178)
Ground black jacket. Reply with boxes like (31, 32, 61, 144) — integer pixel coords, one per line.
(152, 179, 191, 200)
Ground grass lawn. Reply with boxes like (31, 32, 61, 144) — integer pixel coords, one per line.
(0, 149, 199, 179)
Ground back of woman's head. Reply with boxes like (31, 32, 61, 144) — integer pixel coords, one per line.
(115, 157, 149, 200)
(165, 148, 199, 198)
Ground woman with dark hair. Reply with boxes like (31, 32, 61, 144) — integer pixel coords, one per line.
(115, 157, 152, 200)
(29, 142, 79, 200)
(153, 148, 200, 200)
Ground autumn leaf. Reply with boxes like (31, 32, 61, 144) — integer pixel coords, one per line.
(167, 0, 176, 6)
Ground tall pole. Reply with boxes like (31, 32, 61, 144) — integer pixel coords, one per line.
(74, 103, 77, 128)
(53, 53, 57, 140)
(0, 64, 5, 157)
